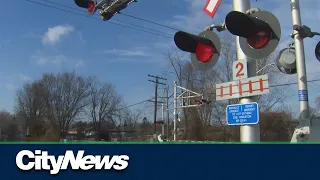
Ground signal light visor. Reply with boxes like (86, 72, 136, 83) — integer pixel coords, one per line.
(195, 43, 214, 63)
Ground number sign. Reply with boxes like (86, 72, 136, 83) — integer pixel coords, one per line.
(233, 59, 248, 81)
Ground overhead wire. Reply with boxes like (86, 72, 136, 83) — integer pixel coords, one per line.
(26, 0, 173, 38)
(270, 78, 320, 88)
(40, 0, 174, 36)
(41, 0, 180, 32)
(116, 98, 154, 111)
(119, 12, 181, 31)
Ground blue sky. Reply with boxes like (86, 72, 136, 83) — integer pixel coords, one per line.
(0, 0, 320, 119)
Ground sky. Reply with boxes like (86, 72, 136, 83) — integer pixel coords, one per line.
(0, 0, 320, 120)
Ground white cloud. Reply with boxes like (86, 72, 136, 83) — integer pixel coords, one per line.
(18, 73, 32, 82)
(38, 55, 68, 65)
(103, 48, 149, 57)
(78, 32, 85, 46)
(22, 32, 41, 39)
(32, 51, 68, 66)
(74, 60, 85, 68)
(42, 25, 74, 45)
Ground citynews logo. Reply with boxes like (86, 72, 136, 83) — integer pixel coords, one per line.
(15, 150, 129, 175)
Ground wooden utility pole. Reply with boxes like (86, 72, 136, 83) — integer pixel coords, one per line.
(148, 74, 166, 135)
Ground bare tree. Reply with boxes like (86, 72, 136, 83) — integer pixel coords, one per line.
(0, 110, 19, 140)
(39, 72, 92, 139)
(260, 111, 297, 141)
(15, 81, 47, 138)
(87, 77, 123, 140)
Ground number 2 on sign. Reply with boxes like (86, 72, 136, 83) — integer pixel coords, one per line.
(236, 62, 244, 77)
(232, 60, 247, 81)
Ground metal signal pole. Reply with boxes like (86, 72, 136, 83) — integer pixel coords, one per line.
(148, 74, 167, 135)
(290, 0, 310, 123)
(233, 0, 260, 142)
(165, 87, 170, 138)
(173, 81, 177, 141)
(161, 103, 165, 135)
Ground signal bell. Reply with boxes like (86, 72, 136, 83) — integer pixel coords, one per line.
(225, 10, 281, 59)
(276, 47, 297, 74)
(173, 30, 221, 71)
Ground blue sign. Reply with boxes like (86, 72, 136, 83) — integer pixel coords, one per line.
(226, 103, 259, 125)
(298, 90, 308, 101)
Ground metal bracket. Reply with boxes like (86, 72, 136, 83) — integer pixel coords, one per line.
(290, 25, 320, 39)
(288, 41, 295, 47)
(100, 0, 136, 15)
(204, 23, 226, 32)
(292, 126, 310, 142)
(246, 8, 260, 15)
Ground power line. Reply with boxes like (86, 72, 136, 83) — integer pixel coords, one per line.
(26, 0, 172, 38)
(40, 0, 174, 36)
(270, 78, 320, 88)
(116, 98, 153, 110)
(120, 12, 181, 31)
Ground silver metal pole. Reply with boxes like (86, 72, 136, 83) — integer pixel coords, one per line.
(166, 87, 170, 138)
(290, 0, 310, 123)
(26, 126, 29, 136)
(173, 81, 177, 141)
(162, 103, 164, 122)
(233, 0, 260, 142)
(162, 124, 165, 136)
(161, 103, 164, 135)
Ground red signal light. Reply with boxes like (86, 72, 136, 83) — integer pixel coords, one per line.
(195, 100, 202, 105)
(195, 43, 214, 63)
(155, 121, 164, 125)
(247, 28, 271, 49)
(88, 1, 95, 14)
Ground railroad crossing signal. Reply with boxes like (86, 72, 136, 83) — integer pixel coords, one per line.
(174, 30, 221, 71)
(225, 10, 281, 59)
(74, 0, 97, 15)
(155, 121, 164, 125)
(315, 41, 320, 62)
(195, 99, 211, 105)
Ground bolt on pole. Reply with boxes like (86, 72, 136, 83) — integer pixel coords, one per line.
(290, 0, 310, 123)
(233, 0, 260, 142)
